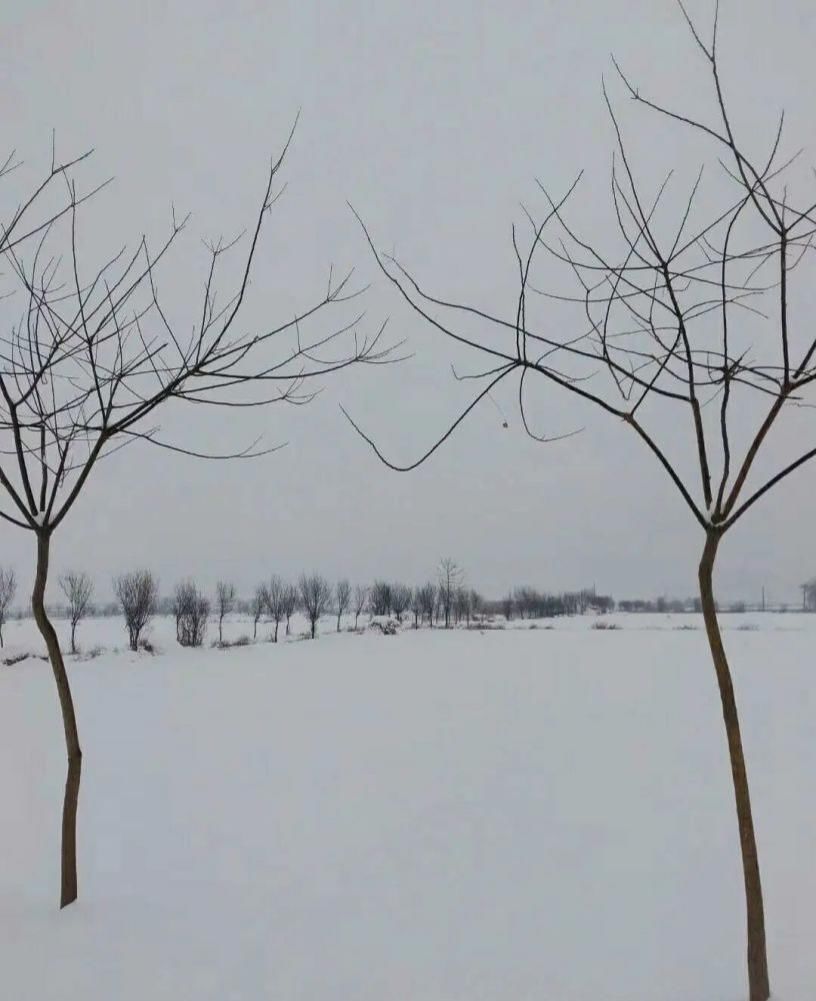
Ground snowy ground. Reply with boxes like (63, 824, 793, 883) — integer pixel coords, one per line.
(0, 611, 813, 1000)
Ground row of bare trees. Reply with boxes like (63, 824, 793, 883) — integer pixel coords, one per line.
(1, 564, 488, 655)
(333, 561, 484, 630)
(3, 564, 616, 652)
(499, 588, 614, 621)
(250, 576, 299, 641)
(209, 566, 478, 640)
(0, 565, 94, 653)
(365, 566, 477, 629)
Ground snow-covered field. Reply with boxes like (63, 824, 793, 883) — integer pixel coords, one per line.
(1, 612, 813, 1000)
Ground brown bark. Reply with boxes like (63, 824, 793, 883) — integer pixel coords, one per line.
(699, 531, 769, 1001)
(31, 530, 82, 908)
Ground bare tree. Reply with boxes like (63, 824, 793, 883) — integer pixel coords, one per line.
(390, 582, 411, 623)
(299, 573, 330, 639)
(409, 586, 422, 628)
(58, 571, 93, 654)
(369, 579, 392, 617)
(114, 571, 157, 652)
(436, 559, 462, 629)
(434, 588, 444, 627)
(251, 582, 269, 640)
(469, 590, 483, 623)
(282, 584, 298, 636)
(0, 127, 392, 908)
(352, 583, 368, 629)
(453, 586, 469, 625)
(173, 579, 209, 647)
(514, 587, 538, 620)
(347, 7, 804, 995)
(215, 581, 236, 646)
(267, 575, 285, 642)
(501, 592, 515, 621)
(335, 578, 351, 632)
(0, 567, 16, 647)
(417, 581, 436, 627)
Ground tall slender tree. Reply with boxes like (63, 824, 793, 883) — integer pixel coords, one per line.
(0, 125, 390, 908)
(267, 575, 285, 642)
(346, 7, 811, 996)
(335, 578, 351, 632)
(215, 581, 236, 645)
(282, 584, 299, 636)
(352, 583, 368, 629)
(436, 559, 462, 630)
(251, 582, 269, 640)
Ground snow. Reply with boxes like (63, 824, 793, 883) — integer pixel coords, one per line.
(1, 612, 814, 1000)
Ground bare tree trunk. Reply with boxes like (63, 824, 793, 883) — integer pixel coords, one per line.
(70, 621, 77, 655)
(32, 530, 82, 908)
(699, 531, 769, 1001)
(274, 620, 279, 643)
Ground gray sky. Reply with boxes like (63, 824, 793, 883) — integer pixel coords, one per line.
(2, 0, 815, 603)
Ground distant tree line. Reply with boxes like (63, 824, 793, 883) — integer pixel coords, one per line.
(0, 560, 801, 659)
(489, 587, 615, 621)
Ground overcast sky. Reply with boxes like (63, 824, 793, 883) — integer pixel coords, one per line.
(2, 0, 815, 604)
